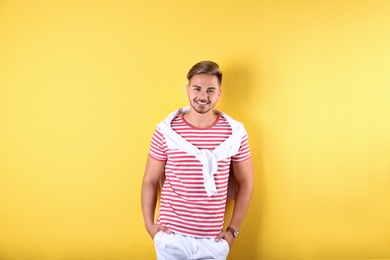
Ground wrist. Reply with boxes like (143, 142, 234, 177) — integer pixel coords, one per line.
(226, 226, 239, 238)
(144, 221, 155, 228)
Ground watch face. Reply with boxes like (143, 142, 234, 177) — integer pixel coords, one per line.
(227, 227, 239, 238)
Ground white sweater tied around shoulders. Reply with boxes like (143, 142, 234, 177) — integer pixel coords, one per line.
(157, 107, 247, 197)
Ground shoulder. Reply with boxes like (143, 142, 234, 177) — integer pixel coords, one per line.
(216, 110, 243, 124)
(218, 112, 245, 135)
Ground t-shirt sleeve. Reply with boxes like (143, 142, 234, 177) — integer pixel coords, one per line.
(232, 134, 251, 162)
(148, 127, 167, 161)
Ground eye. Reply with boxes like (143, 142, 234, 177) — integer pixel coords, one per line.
(193, 87, 201, 92)
(207, 89, 215, 94)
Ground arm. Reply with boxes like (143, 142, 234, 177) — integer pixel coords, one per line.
(216, 158, 254, 247)
(141, 156, 170, 239)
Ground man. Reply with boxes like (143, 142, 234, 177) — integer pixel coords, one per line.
(141, 61, 253, 260)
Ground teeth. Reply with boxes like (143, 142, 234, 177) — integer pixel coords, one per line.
(197, 101, 208, 105)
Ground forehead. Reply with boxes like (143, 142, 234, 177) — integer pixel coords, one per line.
(188, 74, 220, 87)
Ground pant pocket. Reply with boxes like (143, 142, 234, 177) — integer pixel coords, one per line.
(221, 239, 230, 254)
(153, 231, 163, 246)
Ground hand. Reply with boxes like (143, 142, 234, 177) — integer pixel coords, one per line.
(215, 230, 234, 248)
(145, 223, 171, 239)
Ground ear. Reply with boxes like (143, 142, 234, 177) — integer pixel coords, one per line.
(186, 82, 190, 93)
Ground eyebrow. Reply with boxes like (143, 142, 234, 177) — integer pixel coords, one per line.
(192, 85, 217, 90)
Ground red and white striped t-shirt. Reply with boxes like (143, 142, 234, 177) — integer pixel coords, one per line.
(148, 114, 251, 238)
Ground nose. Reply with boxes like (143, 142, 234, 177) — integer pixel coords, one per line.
(199, 90, 208, 99)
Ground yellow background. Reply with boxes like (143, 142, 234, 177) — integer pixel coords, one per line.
(1, 0, 390, 259)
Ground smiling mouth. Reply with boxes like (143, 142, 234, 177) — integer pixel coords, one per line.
(196, 100, 209, 106)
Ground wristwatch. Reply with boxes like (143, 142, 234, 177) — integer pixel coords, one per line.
(227, 227, 239, 238)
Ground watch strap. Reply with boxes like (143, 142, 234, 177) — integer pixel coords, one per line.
(227, 226, 239, 238)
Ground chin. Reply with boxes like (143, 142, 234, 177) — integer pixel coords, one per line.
(194, 106, 214, 114)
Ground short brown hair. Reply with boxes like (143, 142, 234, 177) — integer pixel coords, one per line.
(187, 61, 222, 85)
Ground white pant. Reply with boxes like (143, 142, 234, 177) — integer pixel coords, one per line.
(153, 231, 230, 260)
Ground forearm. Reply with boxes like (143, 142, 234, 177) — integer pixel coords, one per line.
(228, 178, 253, 230)
(141, 179, 159, 227)
(141, 156, 166, 228)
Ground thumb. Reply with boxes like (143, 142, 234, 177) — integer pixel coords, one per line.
(214, 231, 224, 242)
(160, 225, 171, 234)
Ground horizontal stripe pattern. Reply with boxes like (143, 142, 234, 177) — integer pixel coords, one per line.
(149, 114, 251, 237)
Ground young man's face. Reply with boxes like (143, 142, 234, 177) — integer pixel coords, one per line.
(186, 74, 222, 115)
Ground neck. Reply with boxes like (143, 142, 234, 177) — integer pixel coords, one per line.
(183, 108, 219, 128)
